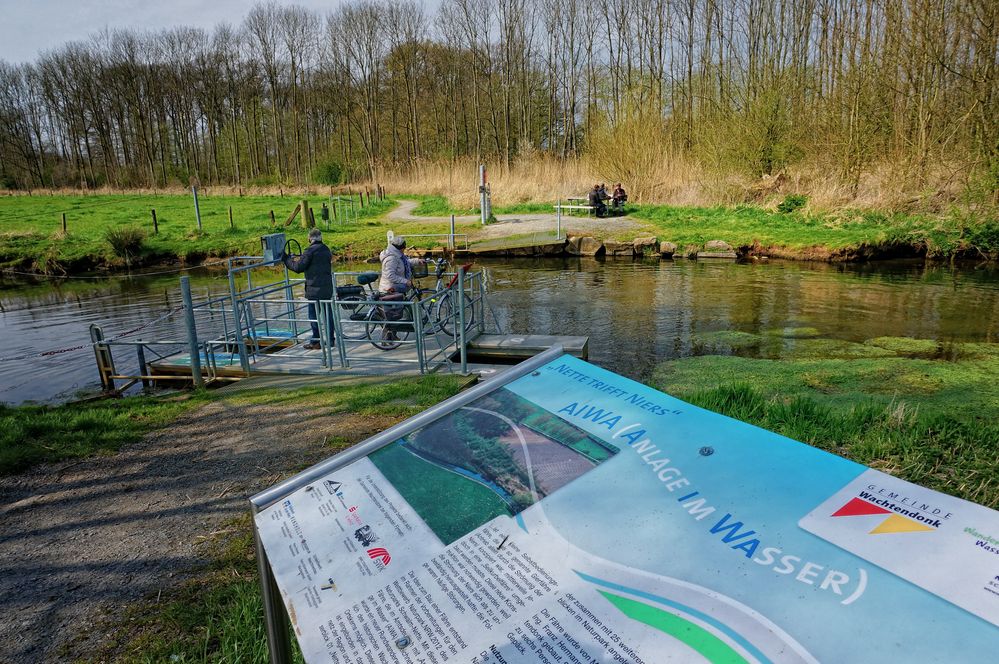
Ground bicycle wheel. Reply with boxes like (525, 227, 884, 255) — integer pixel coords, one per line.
(365, 307, 410, 351)
(337, 295, 368, 340)
(435, 291, 476, 337)
(415, 288, 441, 335)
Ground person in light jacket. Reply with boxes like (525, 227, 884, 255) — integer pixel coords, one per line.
(378, 235, 412, 295)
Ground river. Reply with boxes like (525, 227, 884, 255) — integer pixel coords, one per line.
(1, 258, 997, 405)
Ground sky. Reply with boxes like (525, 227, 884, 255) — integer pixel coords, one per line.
(0, 0, 349, 64)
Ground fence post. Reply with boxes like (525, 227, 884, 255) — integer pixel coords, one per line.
(449, 214, 456, 251)
(458, 266, 467, 374)
(330, 296, 348, 369)
(89, 324, 115, 393)
(300, 198, 312, 227)
(61, 212, 67, 234)
(192, 186, 203, 231)
(556, 200, 562, 239)
(269, 210, 276, 227)
(228, 206, 234, 229)
(181, 276, 205, 388)
(151, 209, 158, 234)
(136, 343, 150, 389)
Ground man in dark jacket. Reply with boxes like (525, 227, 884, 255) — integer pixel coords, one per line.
(587, 184, 606, 217)
(283, 228, 334, 350)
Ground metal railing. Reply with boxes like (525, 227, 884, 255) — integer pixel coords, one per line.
(90, 255, 492, 392)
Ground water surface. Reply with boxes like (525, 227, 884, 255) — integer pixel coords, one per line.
(1, 258, 996, 404)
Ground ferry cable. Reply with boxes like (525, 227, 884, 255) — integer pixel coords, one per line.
(0, 304, 186, 363)
(1, 261, 229, 280)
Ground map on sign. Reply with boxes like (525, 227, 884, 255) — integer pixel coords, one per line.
(255, 354, 999, 663)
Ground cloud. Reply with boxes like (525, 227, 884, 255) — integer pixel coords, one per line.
(0, 0, 343, 64)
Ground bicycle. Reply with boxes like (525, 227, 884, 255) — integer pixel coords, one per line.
(417, 258, 476, 337)
(333, 272, 380, 341)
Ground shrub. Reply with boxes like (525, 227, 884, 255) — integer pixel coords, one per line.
(777, 194, 807, 213)
(104, 226, 146, 263)
(314, 158, 343, 185)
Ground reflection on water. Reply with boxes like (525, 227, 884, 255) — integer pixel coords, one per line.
(480, 258, 999, 379)
(1, 259, 997, 404)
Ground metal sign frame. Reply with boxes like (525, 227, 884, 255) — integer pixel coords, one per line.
(248, 346, 565, 664)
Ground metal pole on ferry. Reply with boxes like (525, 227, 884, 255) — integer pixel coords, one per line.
(227, 266, 251, 374)
(458, 265, 468, 373)
(180, 276, 205, 387)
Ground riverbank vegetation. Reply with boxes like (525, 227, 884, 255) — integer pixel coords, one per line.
(2, 193, 996, 274)
(653, 336, 999, 509)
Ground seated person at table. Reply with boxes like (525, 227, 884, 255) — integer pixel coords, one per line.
(598, 183, 610, 202)
(612, 183, 627, 211)
(587, 184, 607, 217)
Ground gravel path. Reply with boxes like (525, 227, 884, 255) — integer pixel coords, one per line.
(387, 199, 646, 240)
(0, 396, 398, 662)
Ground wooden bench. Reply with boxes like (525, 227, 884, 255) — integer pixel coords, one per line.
(554, 204, 596, 217)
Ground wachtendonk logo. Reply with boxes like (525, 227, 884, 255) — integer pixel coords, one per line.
(831, 495, 940, 534)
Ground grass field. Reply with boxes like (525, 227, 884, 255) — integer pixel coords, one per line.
(652, 337, 999, 509)
(3, 192, 995, 274)
(0, 193, 464, 273)
(369, 441, 511, 544)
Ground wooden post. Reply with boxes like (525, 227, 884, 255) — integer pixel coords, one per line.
(300, 198, 312, 228)
(331, 199, 338, 223)
(279, 187, 283, 197)
(308, 207, 316, 228)
(269, 210, 276, 226)
(151, 209, 158, 234)
(61, 212, 67, 233)
(228, 206, 234, 229)
(239, 187, 243, 197)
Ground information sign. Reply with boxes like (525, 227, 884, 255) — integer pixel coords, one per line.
(255, 354, 999, 662)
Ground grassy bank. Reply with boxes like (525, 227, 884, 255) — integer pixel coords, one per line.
(2, 193, 997, 273)
(0, 392, 210, 475)
(404, 193, 998, 260)
(652, 336, 999, 509)
(632, 205, 999, 260)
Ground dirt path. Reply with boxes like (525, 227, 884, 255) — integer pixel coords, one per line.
(0, 396, 397, 662)
(386, 199, 646, 240)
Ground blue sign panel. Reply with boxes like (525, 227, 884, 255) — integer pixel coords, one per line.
(255, 354, 999, 663)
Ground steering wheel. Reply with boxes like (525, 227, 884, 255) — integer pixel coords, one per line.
(283, 238, 302, 260)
